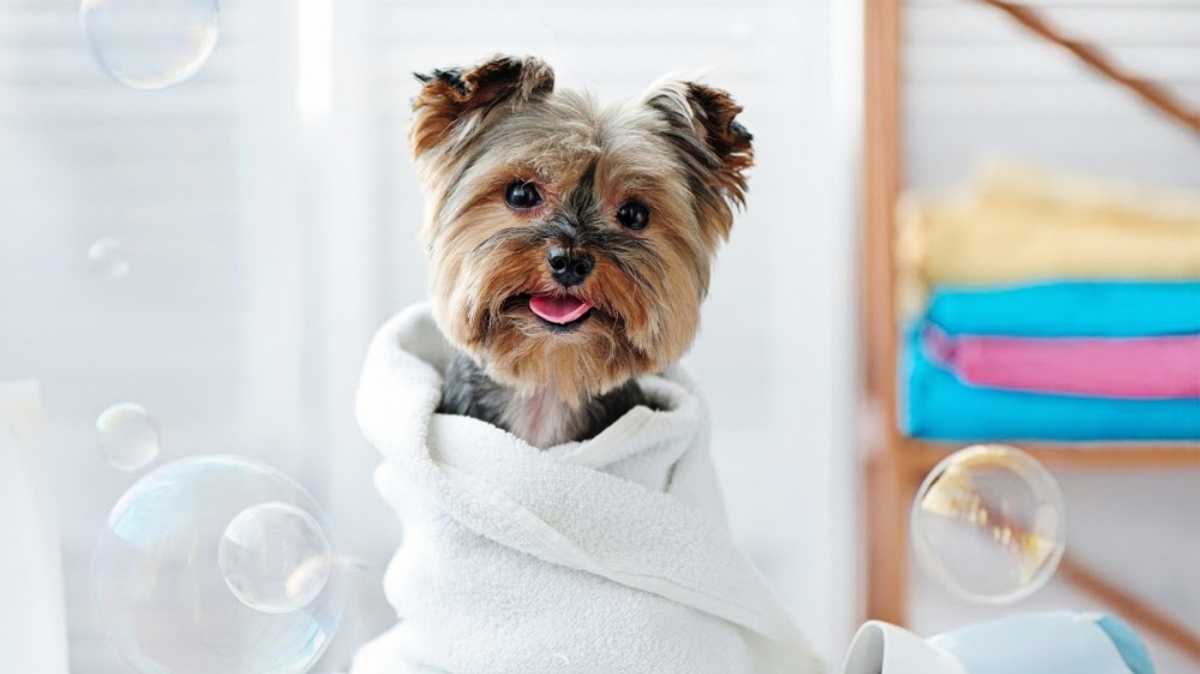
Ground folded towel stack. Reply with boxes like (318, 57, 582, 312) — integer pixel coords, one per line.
(898, 164, 1200, 442)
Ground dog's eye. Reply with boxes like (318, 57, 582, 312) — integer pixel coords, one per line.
(505, 181, 542, 209)
(616, 201, 650, 231)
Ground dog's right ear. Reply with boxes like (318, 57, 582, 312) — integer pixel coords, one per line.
(411, 55, 555, 158)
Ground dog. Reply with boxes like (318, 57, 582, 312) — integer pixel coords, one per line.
(410, 54, 753, 448)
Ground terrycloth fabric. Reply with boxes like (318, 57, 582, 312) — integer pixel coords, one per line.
(896, 164, 1200, 289)
(923, 326, 1200, 399)
(350, 304, 824, 674)
(926, 282, 1200, 338)
(904, 328, 1200, 441)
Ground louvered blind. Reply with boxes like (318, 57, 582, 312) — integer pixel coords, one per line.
(2, 1, 855, 668)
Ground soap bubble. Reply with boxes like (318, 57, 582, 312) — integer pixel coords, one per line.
(910, 444, 1066, 603)
(96, 402, 160, 472)
(88, 238, 131, 279)
(80, 0, 220, 90)
(219, 502, 334, 614)
(92, 455, 344, 674)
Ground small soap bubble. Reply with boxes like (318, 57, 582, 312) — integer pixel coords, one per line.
(96, 402, 160, 472)
(219, 501, 333, 614)
(554, 653, 571, 666)
(910, 444, 1066, 604)
(88, 238, 131, 279)
(80, 0, 220, 90)
(92, 455, 344, 674)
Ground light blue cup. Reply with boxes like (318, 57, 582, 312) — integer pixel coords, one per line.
(843, 611, 1154, 674)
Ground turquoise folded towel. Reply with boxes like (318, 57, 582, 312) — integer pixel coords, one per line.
(927, 281, 1200, 337)
(903, 328, 1200, 441)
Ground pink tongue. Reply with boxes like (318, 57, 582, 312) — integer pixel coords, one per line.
(529, 295, 592, 324)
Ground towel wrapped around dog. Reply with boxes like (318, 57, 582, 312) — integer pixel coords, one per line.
(349, 304, 824, 674)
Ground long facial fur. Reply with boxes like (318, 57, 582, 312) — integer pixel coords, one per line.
(411, 55, 752, 423)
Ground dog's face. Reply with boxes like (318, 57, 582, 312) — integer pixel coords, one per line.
(411, 55, 752, 406)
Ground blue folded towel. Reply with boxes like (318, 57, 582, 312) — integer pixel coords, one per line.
(928, 281, 1200, 337)
(903, 328, 1200, 441)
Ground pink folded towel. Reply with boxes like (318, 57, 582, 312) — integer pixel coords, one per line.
(923, 326, 1200, 399)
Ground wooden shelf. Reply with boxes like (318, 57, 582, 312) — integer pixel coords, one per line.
(861, 0, 1200, 661)
(899, 437, 1200, 475)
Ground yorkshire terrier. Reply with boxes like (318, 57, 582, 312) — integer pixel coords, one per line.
(411, 55, 752, 448)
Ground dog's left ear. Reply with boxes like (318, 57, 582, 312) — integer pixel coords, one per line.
(411, 55, 556, 159)
(645, 82, 754, 240)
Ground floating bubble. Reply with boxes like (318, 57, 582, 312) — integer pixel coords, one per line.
(96, 402, 160, 472)
(80, 0, 220, 90)
(554, 653, 571, 666)
(219, 501, 333, 614)
(910, 444, 1066, 604)
(88, 238, 131, 280)
(92, 455, 344, 674)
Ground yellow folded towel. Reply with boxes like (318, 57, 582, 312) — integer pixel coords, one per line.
(978, 163, 1200, 226)
(898, 163, 1200, 288)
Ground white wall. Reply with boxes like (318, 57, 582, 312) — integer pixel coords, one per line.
(0, 0, 864, 669)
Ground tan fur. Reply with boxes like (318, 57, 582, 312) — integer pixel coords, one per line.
(411, 55, 753, 408)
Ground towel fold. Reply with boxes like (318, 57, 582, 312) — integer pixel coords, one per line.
(923, 326, 1200, 399)
(897, 163, 1200, 288)
(904, 327, 1200, 441)
(350, 304, 823, 674)
(927, 282, 1200, 338)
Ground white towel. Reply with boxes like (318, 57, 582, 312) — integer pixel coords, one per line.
(350, 304, 824, 674)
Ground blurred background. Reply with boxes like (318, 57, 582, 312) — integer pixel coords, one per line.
(872, 2, 1200, 673)
(2, 0, 1199, 672)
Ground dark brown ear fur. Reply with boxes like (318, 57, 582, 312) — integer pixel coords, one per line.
(646, 82, 754, 240)
(680, 83, 754, 203)
(411, 55, 555, 158)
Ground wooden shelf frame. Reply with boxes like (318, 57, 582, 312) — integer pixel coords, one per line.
(860, 0, 1200, 664)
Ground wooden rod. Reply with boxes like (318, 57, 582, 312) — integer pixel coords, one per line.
(863, 0, 907, 626)
(977, 0, 1200, 137)
(863, 0, 903, 433)
(1059, 553, 1200, 665)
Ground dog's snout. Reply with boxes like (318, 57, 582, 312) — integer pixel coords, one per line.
(547, 247, 593, 287)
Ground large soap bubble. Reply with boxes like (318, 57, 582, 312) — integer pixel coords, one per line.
(910, 444, 1066, 603)
(80, 0, 220, 90)
(92, 455, 344, 674)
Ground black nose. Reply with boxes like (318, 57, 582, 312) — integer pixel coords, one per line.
(547, 247, 594, 287)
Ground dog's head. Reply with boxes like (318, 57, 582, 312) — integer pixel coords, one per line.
(412, 55, 753, 406)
